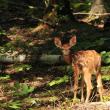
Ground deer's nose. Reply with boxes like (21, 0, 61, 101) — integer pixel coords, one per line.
(62, 44, 71, 50)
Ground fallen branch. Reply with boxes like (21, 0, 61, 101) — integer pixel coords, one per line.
(0, 54, 65, 65)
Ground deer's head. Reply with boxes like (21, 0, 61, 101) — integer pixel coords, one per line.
(54, 36, 76, 55)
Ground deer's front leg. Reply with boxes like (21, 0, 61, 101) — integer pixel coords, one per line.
(73, 64, 79, 99)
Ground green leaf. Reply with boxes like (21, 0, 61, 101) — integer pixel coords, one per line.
(47, 75, 69, 87)
(0, 75, 10, 80)
(21, 84, 29, 95)
(13, 83, 34, 96)
(14, 64, 32, 72)
(102, 75, 110, 81)
(14, 82, 20, 89)
(9, 101, 21, 110)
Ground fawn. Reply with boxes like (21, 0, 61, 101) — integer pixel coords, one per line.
(54, 35, 103, 103)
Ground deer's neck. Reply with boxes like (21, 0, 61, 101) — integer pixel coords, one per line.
(63, 54, 72, 64)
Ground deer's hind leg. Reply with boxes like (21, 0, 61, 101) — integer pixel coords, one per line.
(96, 72, 103, 101)
(83, 67, 93, 103)
(81, 74, 84, 102)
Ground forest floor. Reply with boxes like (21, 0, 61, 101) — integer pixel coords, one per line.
(0, 63, 110, 110)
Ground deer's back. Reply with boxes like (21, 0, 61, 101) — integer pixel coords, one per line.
(72, 50, 101, 74)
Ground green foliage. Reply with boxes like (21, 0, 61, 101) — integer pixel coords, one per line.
(47, 75, 69, 87)
(103, 95, 110, 102)
(13, 82, 34, 96)
(0, 43, 16, 54)
(101, 51, 110, 64)
(0, 74, 10, 80)
(0, 100, 22, 110)
(0, 27, 6, 36)
(0, 35, 33, 55)
(8, 100, 21, 110)
(102, 75, 110, 81)
(14, 64, 32, 72)
(101, 66, 110, 74)
(71, 2, 91, 11)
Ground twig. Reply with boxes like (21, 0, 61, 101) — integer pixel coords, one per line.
(32, 17, 57, 28)
(73, 12, 110, 16)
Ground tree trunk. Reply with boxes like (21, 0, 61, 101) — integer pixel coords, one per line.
(86, 0, 109, 23)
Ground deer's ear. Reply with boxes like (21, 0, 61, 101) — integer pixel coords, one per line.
(54, 37, 62, 48)
(69, 36, 76, 47)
